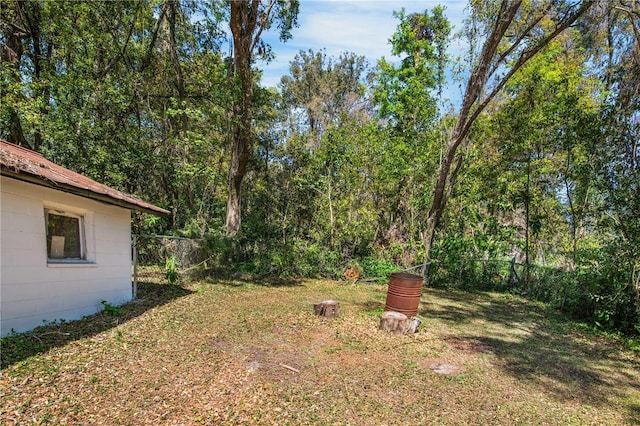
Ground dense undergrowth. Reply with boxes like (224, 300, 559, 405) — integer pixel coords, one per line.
(143, 232, 640, 341)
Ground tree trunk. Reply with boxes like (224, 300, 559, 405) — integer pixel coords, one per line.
(226, 115, 247, 235)
(1, 16, 28, 146)
(225, 1, 258, 236)
(224, 0, 298, 235)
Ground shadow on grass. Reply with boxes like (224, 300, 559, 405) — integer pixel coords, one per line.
(421, 288, 640, 422)
(420, 288, 542, 325)
(1, 281, 193, 369)
(357, 300, 386, 314)
(628, 403, 640, 425)
(205, 273, 307, 288)
(469, 329, 640, 424)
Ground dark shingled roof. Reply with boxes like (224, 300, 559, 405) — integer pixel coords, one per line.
(0, 140, 169, 216)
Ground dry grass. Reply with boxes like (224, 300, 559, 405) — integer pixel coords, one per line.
(2, 272, 639, 425)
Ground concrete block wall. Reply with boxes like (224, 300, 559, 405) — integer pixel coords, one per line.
(1, 176, 133, 336)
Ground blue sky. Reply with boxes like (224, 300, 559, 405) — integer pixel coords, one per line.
(259, 1, 468, 105)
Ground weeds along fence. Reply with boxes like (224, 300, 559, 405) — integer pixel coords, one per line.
(132, 235, 208, 294)
(428, 257, 640, 333)
(428, 258, 573, 305)
(427, 258, 520, 289)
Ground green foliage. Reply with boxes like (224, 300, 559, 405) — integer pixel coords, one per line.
(361, 256, 399, 281)
(100, 301, 122, 317)
(1, 332, 51, 370)
(3, 1, 639, 338)
(427, 251, 639, 336)
(165, 256, 180, 284)
(374, 6, 451, 127)
(1, 0, 230, 234)
(628, 337, 640, 353)
(280, 49, 367, 135)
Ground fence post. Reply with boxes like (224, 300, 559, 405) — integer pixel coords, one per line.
(421, 260, 431, 281)
(508, 257, 520, 287)
(132, 234, 138, 299)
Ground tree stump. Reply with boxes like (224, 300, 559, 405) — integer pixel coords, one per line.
(313, 300, 340, 318)
(379, 311, 421, 335)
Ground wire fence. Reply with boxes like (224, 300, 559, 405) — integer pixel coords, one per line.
(133, 235, 208, 269)
(427, 258, 524, 289)
(131, 235, 570, 293)
(425, 257, 585, 307)
(132, 235, 209, 296)
(130, 236, 590, 299)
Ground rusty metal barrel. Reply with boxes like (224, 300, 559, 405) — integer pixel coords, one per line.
(384, 272, 424, 317)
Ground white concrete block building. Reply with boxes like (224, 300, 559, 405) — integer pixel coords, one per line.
(0, 140, 168, 336)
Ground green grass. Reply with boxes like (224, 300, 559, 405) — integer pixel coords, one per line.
(1, 272, 639, 425)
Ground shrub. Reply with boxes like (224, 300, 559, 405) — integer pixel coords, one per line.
(361, 256, 399, 281)
(165, 255, 179, 284)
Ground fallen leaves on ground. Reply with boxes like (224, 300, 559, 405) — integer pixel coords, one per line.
(1, 275, 639, 425)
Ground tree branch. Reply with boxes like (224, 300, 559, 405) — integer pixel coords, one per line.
(101, 4, 140, 78)
(460, 1, 595, 145)
(488, 5, 549, 77)
(141, 2, 169, 72)
(251, 0, 276, 52)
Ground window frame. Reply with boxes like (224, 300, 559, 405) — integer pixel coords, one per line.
(45, 208, 88, 264)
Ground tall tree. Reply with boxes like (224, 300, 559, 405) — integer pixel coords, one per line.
(591, 0, 640, 295)
(0, 0, 54, 150)
(226, 0, 299, 236)
(422, 0, 594, 272)
(374, 7, 450, 130)
(280, 49, 368, 138)
(482, 36, 601, 268)
(1, 0, 230, 232)
(270, 49, 372, 252)
(373, 7, 451, 243)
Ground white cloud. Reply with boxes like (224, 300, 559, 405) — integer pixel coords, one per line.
(260, 0, 468, 89)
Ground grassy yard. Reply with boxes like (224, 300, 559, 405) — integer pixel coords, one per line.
(2, 273, 639, 425)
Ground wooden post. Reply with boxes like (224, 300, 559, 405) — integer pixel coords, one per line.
(379, 311, 421, 335)
(313, 300, 340, 318)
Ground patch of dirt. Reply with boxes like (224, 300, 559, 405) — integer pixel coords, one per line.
(428, 362, 462, 375)
(417, 357, 463, 374)
(445, 336, 492, 354)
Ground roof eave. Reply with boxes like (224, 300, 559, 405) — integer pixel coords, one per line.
(1, 168, 170, 217)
